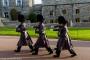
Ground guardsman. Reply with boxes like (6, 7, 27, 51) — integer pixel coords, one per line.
(32, 14, 53, 55)
(15, 14, 33, 52)
(53, 16, 77, 57)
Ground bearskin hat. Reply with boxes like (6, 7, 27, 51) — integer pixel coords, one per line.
(18, 14, 25, 23)
(37, 14, 44, 22)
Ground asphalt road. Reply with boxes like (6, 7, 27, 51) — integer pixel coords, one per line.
(0, 36, 90, 60)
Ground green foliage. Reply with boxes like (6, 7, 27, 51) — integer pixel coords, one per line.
(28, 12, 37, 23)
(10, 9, 18, 21)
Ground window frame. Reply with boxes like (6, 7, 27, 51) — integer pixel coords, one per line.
(2, 0, 9, 7)
(49, 10, 54, 16)
(16, 0, 23, 6)
(75, 18, 80, 22)
(3, 12, 9, 18)
(62, 9, 67, 14)
(76, 9, 80, 14)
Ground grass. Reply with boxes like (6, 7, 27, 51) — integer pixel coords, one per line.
(0, 27, 90, 41)
(69, 27, 90, 41)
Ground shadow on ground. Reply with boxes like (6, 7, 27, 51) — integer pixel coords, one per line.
(0, 49, 73, 60)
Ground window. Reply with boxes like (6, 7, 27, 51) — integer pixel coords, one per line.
(16, 0, 22, 6)
(50, 10, 54, 16)
(76, 9, 80, 14)
(4, 12, 9, 18)
(50, 19, 54, 23)
(2, 0, 9, 7)
(82, 20, 88, 22)
(75, 18, 80, 22)
(62, 9, 67, 14)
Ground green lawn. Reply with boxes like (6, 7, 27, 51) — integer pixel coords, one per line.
(0, 27, 90, 41)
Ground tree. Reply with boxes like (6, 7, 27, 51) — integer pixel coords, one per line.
(28, 12, 37, 23)
(10, 9, 18, 21)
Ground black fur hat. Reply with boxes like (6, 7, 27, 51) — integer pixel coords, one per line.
(18, 14, 25, 23)
(58, 16, 67, 25)
(37, 14, 44, 22)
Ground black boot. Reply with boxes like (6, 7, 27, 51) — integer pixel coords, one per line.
(53, 48, 60, 57)
(14, 46, 21, 52)
(29, 45, 34, 52)
(46, 47, 53, 54)
(32, 48, 38, 55)
(69, 49, 77, 57)
(71, 53, 77, 57)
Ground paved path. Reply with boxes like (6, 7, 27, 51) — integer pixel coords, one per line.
(0, 36, 90, 60)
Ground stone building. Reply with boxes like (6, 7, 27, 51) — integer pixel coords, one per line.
(32, 4, 42, 14)
(0, 0, 33, 19)
(0, 1, 2, 17)
(42, 0, 90, 26)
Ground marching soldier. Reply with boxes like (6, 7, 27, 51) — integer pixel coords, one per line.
(15, 14, 33, 52)
(53, 16, 77, 57)
(32, 14, 53, 55)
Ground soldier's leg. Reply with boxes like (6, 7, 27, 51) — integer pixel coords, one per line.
(53, 47, 62, 57)
(14, 46, 22, 52)
(28, 44, 34, 52)
(69, 49, 77, 57)
(32, 37, 40, 55)
(43, 37, 53, 54)
(45, 46, 53, 54)
(32, 45, 39, 55)
(67, 44, 77, 57)
(54, 48, 61, 57)
(53, 39, 65, 57)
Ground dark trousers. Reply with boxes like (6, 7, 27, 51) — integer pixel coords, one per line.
(55, 39, 76, 57)
(33, 35, 53, 54)
(16, 45, 33, 51)
(33, 45, 53, 54)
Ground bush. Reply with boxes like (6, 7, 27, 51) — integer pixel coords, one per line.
(28, 12, 37, 23)
(10, 9, 18, 21)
